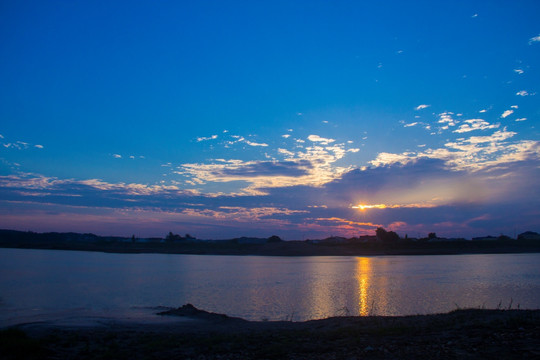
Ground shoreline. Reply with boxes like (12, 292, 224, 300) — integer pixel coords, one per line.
(4, 305, 540, 359)
(2, 239, 540, 257)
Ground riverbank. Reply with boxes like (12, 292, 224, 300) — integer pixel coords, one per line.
(2, 237, 540, 257)
(3, 305, 539, 359)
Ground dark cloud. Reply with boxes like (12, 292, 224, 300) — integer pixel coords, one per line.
(214, 160, 313, 177)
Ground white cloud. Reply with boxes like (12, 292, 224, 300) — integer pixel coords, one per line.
(515, 118, 527, 122)
(415, 104, 430, 111)
(34, 144, 44, 149)
(347, 148, 360, 153)
(472, 14, 478, 18)
(113, 154, 122, 158)
(308, 135, 335, 144)
(453, 119, 499, 133)
(282, 134, 291, 138)
(278, 148, 294, 156)
(514, 69, 524, 74)
(501, 110, 514, 118)
(404, 122, 418, 127)
(529, 34, 540, 44)
(479, 109, 487, 113)
(0, 134, 3, 139)
(197, 135, 218, 142)
(245, 140, 268, 147)
(437, 112, 458, 131)
(511, 105, 518, 109)
(370, 129, 538, 172)
(516, 90, 530, 96)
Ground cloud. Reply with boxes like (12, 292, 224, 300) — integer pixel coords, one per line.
(514, 69, 524, 74)
(311, 217, 381, 230)
(438, 112, 456, 125)
(437, 112, 458, 131)
(3, 140, 540, 239)
(515, 118, 527, 122)
(278, 148, 294, 156)
(500, 110, 513, 118)
(516, 90, 530, 96)
(404, 122, 419, 127)
(370, 128, 539, 171)
(479, 109, 487, 113)
(244, 140, 268, 147)
(282, 134, 291, 138)
(112, 154, 122, 158)
(415, 104, 430, 110)
(307, 135, 335, 144)
(215, 160, 313, 177)
(351, 203, 437, 210)
(453, 119, 499, 133)
(0, 137, 42, 150)
(529, 34, 540, 44)
(177, 136, 358, 194)
(197, 135, 218, 142)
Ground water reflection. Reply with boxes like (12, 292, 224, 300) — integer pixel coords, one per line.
(355, 257, 371, 316)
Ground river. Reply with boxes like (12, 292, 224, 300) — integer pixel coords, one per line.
(1, 248, 539, 325)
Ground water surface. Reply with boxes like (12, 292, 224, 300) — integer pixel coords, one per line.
(1, 248, 539, 325)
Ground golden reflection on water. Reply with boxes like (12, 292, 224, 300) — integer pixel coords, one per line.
(356, 257, 372, 316)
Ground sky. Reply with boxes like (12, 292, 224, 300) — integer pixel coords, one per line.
(1, 1, 539, 239)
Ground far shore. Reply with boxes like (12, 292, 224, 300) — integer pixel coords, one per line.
(2, 238, 540, 257)
(1, 228, 540, 256)
(3, 305, 539, 359)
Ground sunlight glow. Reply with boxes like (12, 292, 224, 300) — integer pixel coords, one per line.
(352, 204, 387, 210)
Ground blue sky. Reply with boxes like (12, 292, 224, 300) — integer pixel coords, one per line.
(1, 1, 539, 239)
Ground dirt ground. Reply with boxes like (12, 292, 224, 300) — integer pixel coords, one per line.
(2, 305, 539, 359)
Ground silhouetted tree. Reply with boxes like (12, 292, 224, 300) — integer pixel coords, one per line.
(166, 232, 182, 242)
(376, 227, 400, 242)
(428, 232, 437, 240)
(267, 235, 282, 243)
